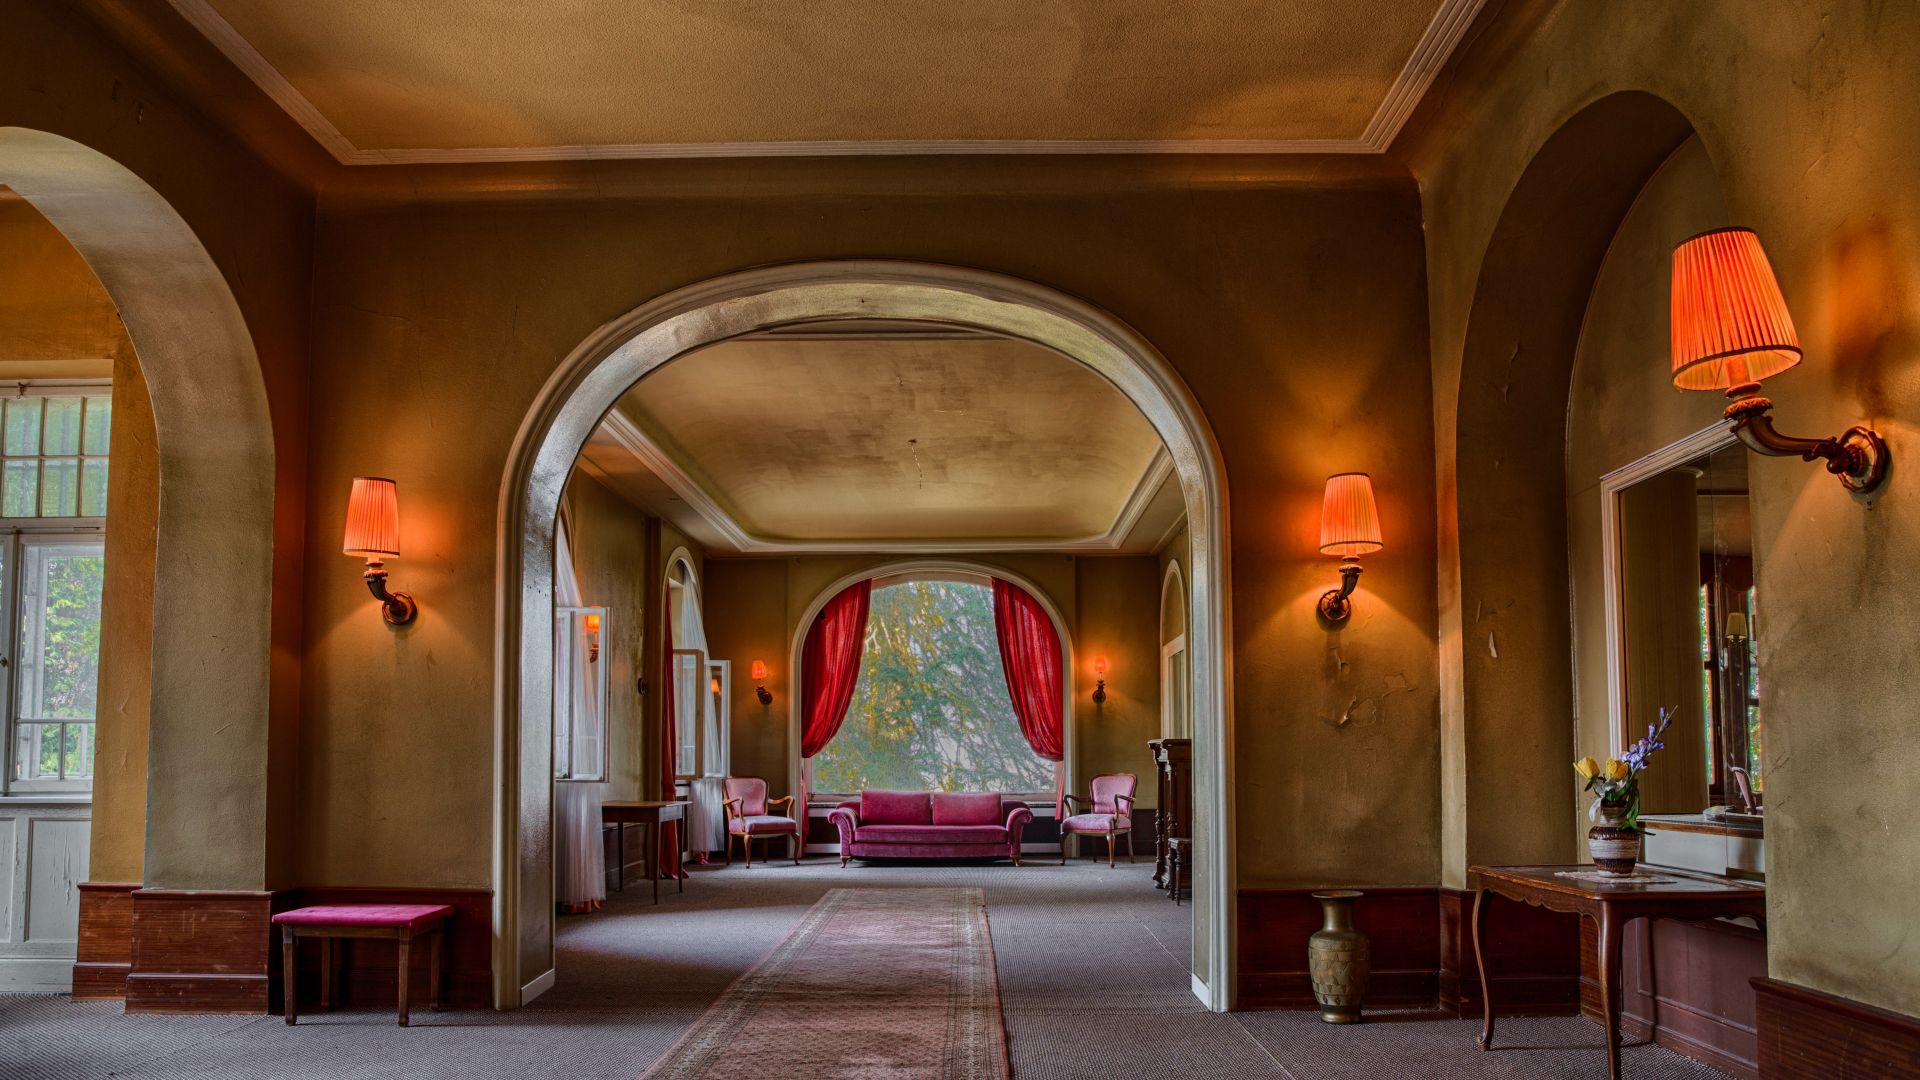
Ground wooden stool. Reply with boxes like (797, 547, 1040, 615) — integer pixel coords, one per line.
(273, 904, 454, 1026)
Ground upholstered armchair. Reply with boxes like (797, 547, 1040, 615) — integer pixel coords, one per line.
(723, 776, 801, 867)
(1060, 772, 1137, 867)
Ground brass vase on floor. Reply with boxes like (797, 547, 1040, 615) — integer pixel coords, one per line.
(1307, 889, 1369, 1024)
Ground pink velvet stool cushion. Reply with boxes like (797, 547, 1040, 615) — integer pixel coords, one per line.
(860, 789, 931, 825)
(272, 904, 455, 932)
(930, 791, 1004, 826)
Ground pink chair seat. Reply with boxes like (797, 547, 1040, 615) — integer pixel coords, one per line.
(731, 814, 799, 835)
(272, 904, 454, 932)
(1061, 812, 1132, 833)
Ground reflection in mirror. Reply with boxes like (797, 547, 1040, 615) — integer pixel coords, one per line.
(1617, 442, 1760, 821)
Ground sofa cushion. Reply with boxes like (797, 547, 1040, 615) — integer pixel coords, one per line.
(860, 789, 931, 825)
(854, 823, 1008, 845)
(930, 791, 1004, 826)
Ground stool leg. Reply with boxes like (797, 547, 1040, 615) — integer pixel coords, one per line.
(320, 937, 334, 1011)
(397, 935, 412, 1027)
(430, 929, 443, 1013)
(282, 928, 298, 1025)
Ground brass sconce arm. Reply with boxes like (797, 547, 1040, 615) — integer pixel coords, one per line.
(362, 560, 418, 626)
(755, 684, 773, 706)
(1317, 558, 1364, 628)
(1724, 394, 1887, 494)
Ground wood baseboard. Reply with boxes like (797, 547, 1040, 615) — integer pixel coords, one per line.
(73, 882, 141, 999)
(1754, 977, 1920, 1078)
(124, 889, 275, 1013)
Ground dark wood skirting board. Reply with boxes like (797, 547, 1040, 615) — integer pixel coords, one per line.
(1754, 978, 1920, 1079)
(72, 882, 141, 999)
(123, 889, 276, 1013)
(285, 886, 493, 1011)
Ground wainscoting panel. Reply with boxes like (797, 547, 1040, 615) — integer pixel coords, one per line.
(1579, 913, 1766, 1078)
(283, 886, 493, 1012)
(1436, 887, 1582, 1017)
(72, 881, 139, 998)
(1239, 887, 1444, 1009)
(124, 889, 275, 1012)
(1754, 978, 1920, 1079)
(0, 800, 91, 992)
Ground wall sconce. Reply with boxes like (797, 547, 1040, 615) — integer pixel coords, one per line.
(342, 476, 417, 626)
(750, 660, 772, 705)
(1317, 472, 1383, 628)
(1092, 656, 1109, 705)
(1671, 227, 1888, 494)
(584, 613, 601, 662)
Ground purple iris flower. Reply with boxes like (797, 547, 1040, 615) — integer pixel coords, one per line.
(1623, 709, 1674, 774)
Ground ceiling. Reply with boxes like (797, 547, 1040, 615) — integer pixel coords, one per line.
(170, 0, 1485, 163)
(579, 326, 1182, 555)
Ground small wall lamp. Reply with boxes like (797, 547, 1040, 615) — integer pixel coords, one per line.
(342, 476, 417, 626)
(751, 660, 772, 705)
(1092, 656, 1109, 705)
(1317, 472, 1383, 628)
(584, 613, 601, 662)
(1671, 227, 1889, 493)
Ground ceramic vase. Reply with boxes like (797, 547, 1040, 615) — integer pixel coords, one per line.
(1587, 801, 1640, 875)
(1307, 889, 1369, 1024)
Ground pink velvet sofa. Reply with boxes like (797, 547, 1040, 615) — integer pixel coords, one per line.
(829, 790, 1034, 866)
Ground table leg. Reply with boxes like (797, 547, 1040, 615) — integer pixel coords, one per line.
(1473, 884, 1494, 1050)
(282, 928, 298, 1025)
(1597, 907, 1623, 1080)
(678, 824, 685, 892)
(397, 934, 412, 1027)
(429, 929, 443, 1012)
(650, 821, 661, 905)
(615, 823, 625, 892)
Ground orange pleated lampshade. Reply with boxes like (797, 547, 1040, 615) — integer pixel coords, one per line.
(1670, 227, 1801, 392)
(1319, 473, 1383, 557)
(343, 476, 401, 558)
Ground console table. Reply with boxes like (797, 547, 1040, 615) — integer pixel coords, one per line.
(602, 800, 688, 904)
(1469, 863, 1765, 1080)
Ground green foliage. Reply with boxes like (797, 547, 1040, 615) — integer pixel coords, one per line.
(813, 580, 1052, 795)
(26, 551, 103, 780)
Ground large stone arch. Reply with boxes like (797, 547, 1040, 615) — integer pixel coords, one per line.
(1439, 92, 1701, 884)
(496, 261, 1236, 1009)
(0, 128, 276, 890)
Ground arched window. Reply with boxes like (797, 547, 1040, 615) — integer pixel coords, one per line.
(810, 572, 1055, 795)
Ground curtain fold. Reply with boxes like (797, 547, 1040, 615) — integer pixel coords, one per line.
(658, 604, 685, 880)
(992, 578, 1066, 818)
(553, 519, 606, 913)
(799, 580, 873, 806)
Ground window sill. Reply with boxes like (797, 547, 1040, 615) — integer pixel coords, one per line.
(0, 793, 92, 806)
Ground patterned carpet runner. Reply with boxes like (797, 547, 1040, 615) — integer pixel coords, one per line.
(639, 887, 1010, 1080)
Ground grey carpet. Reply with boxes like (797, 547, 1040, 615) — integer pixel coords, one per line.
(0, 859, 1728, 1079)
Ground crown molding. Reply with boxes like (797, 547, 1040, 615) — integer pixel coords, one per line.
(593, 408, 1170, 555)
(170, 0, 1487, 165)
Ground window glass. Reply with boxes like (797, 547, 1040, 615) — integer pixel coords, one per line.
(10, 539, 104, 786)
(812, 578, 1053, 795)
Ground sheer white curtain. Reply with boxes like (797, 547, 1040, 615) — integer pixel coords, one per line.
(670, 573, 727, 856)
(554, 521, 606, 912)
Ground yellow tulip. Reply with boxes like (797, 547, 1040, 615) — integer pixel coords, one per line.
(1573, 757, 1599, 780)
(1603, 759, 1630, 782)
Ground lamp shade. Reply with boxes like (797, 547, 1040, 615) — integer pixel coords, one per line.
(751, 660, 768, 681)
(1670, 227, 1801, 391)
(583, 613, 601, 635)
(342, 476, 401, 558)
(1094, 655, 1109, 678)
(1319, 473, 1383, 557)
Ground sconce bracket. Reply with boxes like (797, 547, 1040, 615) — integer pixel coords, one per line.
(1092, 680, 1108, 706)
(1724, 394, 1888, 494)
(364, 565, 418, 626)
(1317, 560, 1363, 629)
(755, 685, 773, 706)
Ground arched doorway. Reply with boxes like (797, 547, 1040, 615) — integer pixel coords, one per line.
(496, 261, 1235, 1009)
(0, 128, 276, 895)
(1159, 560, 1189, 740)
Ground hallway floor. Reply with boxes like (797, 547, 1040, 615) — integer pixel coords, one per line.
(3, 858, 1728, 1079)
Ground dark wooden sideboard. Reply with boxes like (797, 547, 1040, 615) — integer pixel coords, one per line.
(1150, 738, 1191, 895)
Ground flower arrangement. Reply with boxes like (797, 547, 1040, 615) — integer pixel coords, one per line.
(1573, 708, 1674, 833)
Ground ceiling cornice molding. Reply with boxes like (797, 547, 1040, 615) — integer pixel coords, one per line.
(595, 407, 1170, 555)
(170, 0, 1487, 165)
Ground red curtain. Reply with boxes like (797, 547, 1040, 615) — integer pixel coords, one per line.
(657, 609, 684, 880)
(799, 580, 873, 804)
(992, 578, 1066, 817)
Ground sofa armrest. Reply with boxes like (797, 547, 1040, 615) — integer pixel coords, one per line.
(828, 806, 859, 848)
(1003, 804, 1034, 852)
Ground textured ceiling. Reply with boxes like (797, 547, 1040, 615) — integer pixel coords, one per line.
(173, 0, 1480, 162)
(582, 331, 1177, 553)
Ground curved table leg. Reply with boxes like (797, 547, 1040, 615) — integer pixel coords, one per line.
(1598, 907, 1623, 1080)
(1473, 883, 1494, 1050)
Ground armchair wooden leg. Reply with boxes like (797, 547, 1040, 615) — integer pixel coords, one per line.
(725, 831, 733, 866)
(1060, 831, 1069, 865)
(1126, 830, 1135, 863)
(792, 831, 801, 865)
(1107, 830, 1117, 868)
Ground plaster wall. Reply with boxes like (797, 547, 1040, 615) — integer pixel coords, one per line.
(1408, 0, 1920, 1015)
(5, 0, 314, 889)
(302, 161, 1442, 892)
(562, 472, 649, 802)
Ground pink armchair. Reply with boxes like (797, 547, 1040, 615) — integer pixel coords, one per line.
(828, 791, 1033, 866)
(723, 776, 801, 867)
(1060, 772, 1137, 867)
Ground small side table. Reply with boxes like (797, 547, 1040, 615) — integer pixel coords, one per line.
(602, 800, 688, 904)
(273, 904, 454, 1027)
